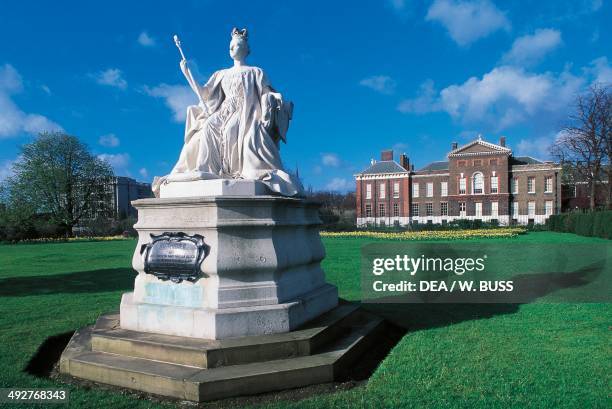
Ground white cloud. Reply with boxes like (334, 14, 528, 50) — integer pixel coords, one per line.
(325, 177, 351, 192)
(41, 84, 51, 95)
(137, 31, 156, 47)
(139, 167, 149, 178)
(399, 65, 585, 131)
(98, 133, 120, 147)
(143, 84, 198, 122)
(91, 68, 128, 90)
(321, 153, 341, 167)
(588, 57, 612, 85)
(502, 29, 562, 66)
(591, 0, 603, 11)
(359, 75, 397, 94)
(516, 136, 554, 159)
(397, 79, 440, 113)
(0, 64, 62, 138)
(98, 153, 130, 173)
(426, 0, 510, 46)
(0, 158, 16, 181)
(388, 0, 407, 11)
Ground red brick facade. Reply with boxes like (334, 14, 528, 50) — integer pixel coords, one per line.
(355, 137, 562, 226)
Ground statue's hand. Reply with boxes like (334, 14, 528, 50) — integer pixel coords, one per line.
(180, 59, 188, 75)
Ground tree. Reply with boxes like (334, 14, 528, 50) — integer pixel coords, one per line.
(6, 132, 114, 235)
(551, 84, 611, 210)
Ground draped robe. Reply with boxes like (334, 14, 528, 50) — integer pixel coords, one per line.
(160, 65, 303, 197)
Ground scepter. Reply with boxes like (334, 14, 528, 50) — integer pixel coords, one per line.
(173, 34, 186, 61)
(173, 34, 203, 103)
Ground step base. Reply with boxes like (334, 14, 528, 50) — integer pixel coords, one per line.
(59, 305, 384, 402)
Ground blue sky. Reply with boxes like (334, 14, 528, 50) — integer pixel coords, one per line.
(0, 0, 610, 191)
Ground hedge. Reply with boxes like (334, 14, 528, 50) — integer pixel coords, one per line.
(546, 210, 612, 239)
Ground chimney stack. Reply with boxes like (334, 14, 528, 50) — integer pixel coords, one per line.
(381, 149, 393, 161)
(399, 153, 410, 170)
(451, 141, 458, 150)
(499, 136, 506, 147)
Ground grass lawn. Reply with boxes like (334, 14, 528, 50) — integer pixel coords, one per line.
(0, 232, 610, 408)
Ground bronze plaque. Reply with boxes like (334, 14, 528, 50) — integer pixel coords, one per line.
(140, 232, 208, 283)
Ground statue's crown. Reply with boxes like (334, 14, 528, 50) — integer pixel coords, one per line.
(231, 27, 248, 40)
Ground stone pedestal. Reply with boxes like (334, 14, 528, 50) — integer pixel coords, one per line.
(119, 192, 338, 339)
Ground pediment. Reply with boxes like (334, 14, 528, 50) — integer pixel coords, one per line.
(449, 139, 510, 157)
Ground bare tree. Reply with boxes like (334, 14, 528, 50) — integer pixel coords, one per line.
(551, 84, 611, 210)
(6, 132, 114, 234)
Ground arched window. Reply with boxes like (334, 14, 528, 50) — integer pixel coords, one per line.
(473, 172, 484, 194)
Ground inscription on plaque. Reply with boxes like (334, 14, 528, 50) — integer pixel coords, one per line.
(140, 232, 209, 283)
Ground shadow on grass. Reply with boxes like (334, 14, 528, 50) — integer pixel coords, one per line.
(362, 261, 605, 332)
(24, 331, 75, 377)
(0, 268, 135, 297)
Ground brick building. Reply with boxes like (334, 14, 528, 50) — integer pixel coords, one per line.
(355, 136, 562, 227)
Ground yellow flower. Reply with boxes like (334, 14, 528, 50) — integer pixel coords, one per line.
(320, 228, 526, 240)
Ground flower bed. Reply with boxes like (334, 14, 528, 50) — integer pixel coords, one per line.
(320, 228, 526, 240)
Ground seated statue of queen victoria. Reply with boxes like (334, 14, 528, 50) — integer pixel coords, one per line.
(153, 28, 303, 197)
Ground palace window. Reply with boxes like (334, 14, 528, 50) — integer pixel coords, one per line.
(545, 201, 553, 215)
(545, 176, 553, 193)
(393, 181, 400, 198)
(512, 202, 519, 217)
(458, 160, 466, 167)
(491, 201, 498, 217)
(473, 172, 484, 194)
(475, 202, 482, 217)
(393, 202, 400, 217)
(366, 184, 372, 199)
(441, 202, 448, 216)
(528, 201, 536, 216)
(426, 203, 433, 216)
(490, 159, 498, 166)
(379, 203, 386, 217)
(365, 204, 372, 217)
(459, 202, 466, 216)
(528, 177, 535, 193)
(441, 181, 448, 197)
(490, 176, 498, 193)
(474, 159, 482, 166)
(511, 178, 518, 194)
(426, 182, 433, 197)
(412, 183, 419, 198)
(379, 183, 386, 199)
(459, 177, 466, 194)
(411, 203, 419, 216)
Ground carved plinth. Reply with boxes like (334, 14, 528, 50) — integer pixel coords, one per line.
(119, 194, 338, 339)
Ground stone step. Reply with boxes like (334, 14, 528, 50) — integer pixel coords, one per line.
(91, 303, 359, 368)
(61, 311, 385, 402)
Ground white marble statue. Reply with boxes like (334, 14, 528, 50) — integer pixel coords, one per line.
(152, 28, 303, 197)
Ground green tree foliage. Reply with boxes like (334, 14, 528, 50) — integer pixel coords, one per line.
(3, 132, 114, 237)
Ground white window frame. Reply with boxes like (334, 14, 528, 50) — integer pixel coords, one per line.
(379, 202, 386, 217)
(475, 202, 482, 217)
(490, 176, 498, 194)
(528, 201, 536, 216)
(393, 181, 400, 198)
(426, 202, 433, 216)
(366, 184, 372, 199)
(441, 202, 448, 216)
(491, 201, 498, 217)
(459, 202, 466, 217)
(426, 182, 433, 198)
(459, 178, 466, 195)
(365, 203, 372, 217)
(511, 178, 518, 194)
(412, 183, 419, 198)
(545, 176, 553, 193)
(473, 172, 484, 194)
(528, 177, 535, 194)
(441, 181, 448, 197)
(512, 202, 519, 217)
(545, 200, 553, 215)
(379, 183, 386, 199)
(393, 202, 400, 217)
(411, 203, 419, 217)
